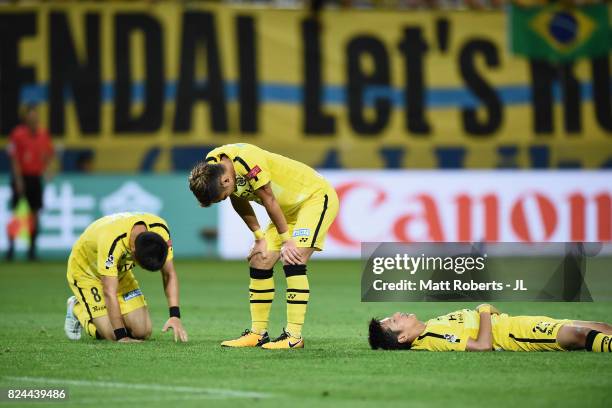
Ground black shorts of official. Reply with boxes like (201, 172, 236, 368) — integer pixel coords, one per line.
(10, 175, 43, 211)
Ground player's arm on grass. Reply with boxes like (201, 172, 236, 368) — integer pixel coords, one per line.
(97, 233, 141, 343)
(254, 183, 302, 265)
(160, 259, 188, 342)
(466, 308, 493, 351)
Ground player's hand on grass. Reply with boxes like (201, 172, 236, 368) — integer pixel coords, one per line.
(117, 337, 143, 343)
(476, 304, 500, 315)
(281, 239, 302, 265)
(247, 238, 268, 262)
(162, 317, 189, 343)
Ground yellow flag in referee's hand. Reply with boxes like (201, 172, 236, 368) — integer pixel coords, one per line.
(7, 198, 33, 243)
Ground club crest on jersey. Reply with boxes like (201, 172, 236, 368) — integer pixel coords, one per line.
(105, 254, 115, 269)
(292, 228, 311, 237)
(444, 334, 459, 343)
(236, 176, 247, 186)
(246, 165, 261, 180)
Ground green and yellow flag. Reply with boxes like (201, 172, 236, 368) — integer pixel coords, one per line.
(509, 3, 610, 62)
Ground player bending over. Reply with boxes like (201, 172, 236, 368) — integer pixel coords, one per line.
(189, 143, 338, 349)
(64, 212, 188, 343)
(369, 304, 612, 352)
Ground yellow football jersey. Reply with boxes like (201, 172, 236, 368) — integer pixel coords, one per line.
(411, 309, 480, 351)
(69, 212, 173, 280)
(411, 310, 571, 352)
(205, 143, 329, 213)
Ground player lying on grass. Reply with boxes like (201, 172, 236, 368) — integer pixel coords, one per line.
(189, 143, 339, 349)
(64, 212, 188, 343)
(369, 304, 612, 352)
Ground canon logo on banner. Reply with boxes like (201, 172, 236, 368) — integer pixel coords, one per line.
(218, 171, 612, 259)
(329, 182, 611, 247)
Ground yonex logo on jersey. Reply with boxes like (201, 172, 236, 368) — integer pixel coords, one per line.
(123, 288, 143, 301)
(105, 255, 115, 269)
(246, 165, 261, 179)
(292, 228, 311, 237)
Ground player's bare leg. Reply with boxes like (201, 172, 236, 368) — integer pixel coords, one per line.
(90, 307, 151, 340)
(557, 324, 612, 352)
(570, 320, 612, 334)
(263, 247, 315, 350)
(221, 251, 280, 348)
(91, 315, 118, 340)
(250, 251, 281, 269)
(123, 306, 153, 340)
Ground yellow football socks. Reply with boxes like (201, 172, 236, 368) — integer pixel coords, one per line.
(586, 330, 612, 352)
(284, 264, 309, 338)
(249, 267, 275, 335)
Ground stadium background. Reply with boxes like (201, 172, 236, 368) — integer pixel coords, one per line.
(1, 1, 610, 257)
(0, 1, 611, 407)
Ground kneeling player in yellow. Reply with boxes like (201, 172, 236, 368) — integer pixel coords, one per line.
(189, 143, 339, 349)
(64, 212, 188, 343)
(369, 304, 612, 352)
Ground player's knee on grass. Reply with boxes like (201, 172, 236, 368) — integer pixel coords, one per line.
(124, 309, 152, 340)
(557, 325, 589, 350)
(249, 251, 279, 270)
(129, 323, 152, 340)
(92, 317, 116, 340)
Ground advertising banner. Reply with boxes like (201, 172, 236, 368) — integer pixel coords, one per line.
(0, 3, 610, 172)
(0, 175, 215, 258)
(218, 170, 612, 259)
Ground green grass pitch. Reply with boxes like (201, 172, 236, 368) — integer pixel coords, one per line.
(1, 260, 611, 407)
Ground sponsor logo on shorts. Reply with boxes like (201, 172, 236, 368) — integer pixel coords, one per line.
(292, 228, 311, 237)
(105, 255, 115, 269)
(123, 288, 143, 301)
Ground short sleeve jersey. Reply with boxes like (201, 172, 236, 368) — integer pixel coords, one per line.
(70, 212, 173, 280)
(205, 143, 328, 213)
(410, 309, 480, 351)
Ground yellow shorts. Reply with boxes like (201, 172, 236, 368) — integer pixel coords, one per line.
(504, 315, 572, 351)
(67, 270, 147, 320)
(265, 187, 339, 251)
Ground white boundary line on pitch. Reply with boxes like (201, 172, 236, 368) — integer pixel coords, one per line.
(3, 376, 273, 399)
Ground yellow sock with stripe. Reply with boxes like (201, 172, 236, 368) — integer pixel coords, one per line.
(73, 301, 98, 339)
(586, 330, 612, 352)
(249, 267, 275, 335)
(284, 264, 309, 338)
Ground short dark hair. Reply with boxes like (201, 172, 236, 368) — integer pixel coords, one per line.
(368, 318, 412, 350)
(188, 161, 225, 207)
(134, 231, 168, 271)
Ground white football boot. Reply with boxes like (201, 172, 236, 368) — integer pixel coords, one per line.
(64, 296, 82, 340)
